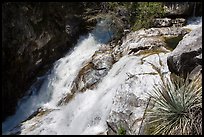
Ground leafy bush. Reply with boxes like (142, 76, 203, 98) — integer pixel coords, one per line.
(106, 2, 165, 31)
(132, 2, 164, 31)
(118, 126, 126, 135)
(145, 75, 202, 135)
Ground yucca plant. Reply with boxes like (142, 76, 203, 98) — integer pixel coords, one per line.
(145, 74, 202, 135)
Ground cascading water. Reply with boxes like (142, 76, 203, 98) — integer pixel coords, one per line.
(183, 16, 202, 30)
(2, 19, 114, 135)
(2, 16, 202, 135)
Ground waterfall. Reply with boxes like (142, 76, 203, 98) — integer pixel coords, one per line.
(183, 16, 202, 30)
(2, 20, 114, 135)
(2, 16, 202, 135)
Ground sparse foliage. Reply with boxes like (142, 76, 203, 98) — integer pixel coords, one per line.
(118, 126, 126, 135)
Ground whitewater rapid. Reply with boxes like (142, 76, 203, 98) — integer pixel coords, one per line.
(2, 20, 113, 135)
(2, 16, 202, 135)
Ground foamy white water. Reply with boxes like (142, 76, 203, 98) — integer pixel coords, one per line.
(12, 53, 170, 135)
(183, 16, 202, 30)
(2, 16, 202, 135)
(2, 20, 113, 134)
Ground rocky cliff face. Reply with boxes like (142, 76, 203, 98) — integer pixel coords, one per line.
(2, 2, 103, 122)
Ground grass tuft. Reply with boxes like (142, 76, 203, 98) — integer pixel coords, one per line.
(145, 75, 202, 135)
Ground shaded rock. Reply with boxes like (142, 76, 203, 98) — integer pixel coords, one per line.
(152, 18, 186, 28)
(167, 26, 202, 77)
(152, 18, 172, 27)
(65, 16, 84, 36)
(188, 65, 202, 81)
(163, 2, 202, 17)
(172, 18, 186, 27)
(163, 2, 194, 17)
(35, 31, 53, 50)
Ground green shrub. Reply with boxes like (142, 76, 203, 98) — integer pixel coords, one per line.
(107, 2, 120, 10)
(106, 2, 165, 31)
(146, 75, 202, 135)
(118, 126, 126, 135)
(132, 2, 164, 31)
